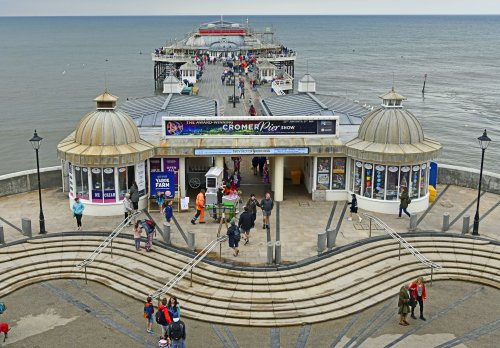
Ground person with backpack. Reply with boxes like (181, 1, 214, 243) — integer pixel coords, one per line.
(246, 193, 261, 228)
(167, 315, 186, 348)
(144, 296, 155, 333)
(156, 297, 172, 338)
(398, 187, 411, 218)
(227, 218, 241, 257)
(238, 206, 253, 245)
(140, 219, 155, 252)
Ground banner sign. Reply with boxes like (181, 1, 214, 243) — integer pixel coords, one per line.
(150, 172, 176, 198)
(163, 158, 179, 185)
(164, 119, 336, 137)
(136, 162, 146, 196)
(194, 147, 309, 156)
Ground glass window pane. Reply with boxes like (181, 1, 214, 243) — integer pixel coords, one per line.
(103, 168, 116, 203)
(411, 165, 420, 199)
(374, 165, 386, 200)
(353, 161, 362, 195)
(150, 158, 162, 173)
(363, 163, 373, 198)
(386, 166, 399, 201)
(420, 163, 428, 197)
(118, 167, 127, 200)
(316, 157, 331, 190)
(332, 158, 346, 190)
(74, 166, 89, 200)
(91, 168, 103, 202)
(400, 166, 411, 193)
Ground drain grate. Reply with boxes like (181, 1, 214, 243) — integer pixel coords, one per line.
(299, 202, 310, 207)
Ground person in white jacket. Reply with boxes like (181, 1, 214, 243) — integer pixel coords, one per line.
(123, 193, 134, 225)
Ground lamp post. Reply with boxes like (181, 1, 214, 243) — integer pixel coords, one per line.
(29, 130, 46, 234)
(472, 129, 491, 236)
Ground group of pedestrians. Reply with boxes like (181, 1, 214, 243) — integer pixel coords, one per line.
(226, 192, 274, 257)
(398, 276, 428, 326)
(143, 296, 186, 347)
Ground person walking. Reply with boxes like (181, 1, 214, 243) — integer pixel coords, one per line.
(227, 219, 241, 256)
(258, 157, 266, 176)
(251, 157, 259, 175)
(72, 197, 85, 231)
(409, 276, 427, 320)
(263, 160, 270, 184)
(191, 188, 206, 224)
(157, 298, 172, 339)
(248, 104, 256, 116)
(123, 193, 134, 225)
(398, 187, 411, 218)
(164, 200, 173, 224)
(398, 283, 411, 326)
(129, 181, 140, 212)
(246, 193, 261, 228)
(144, 296, 155, 333)
(260, 192, 274, 229)
(133, 221, 142, 251)
(167, 315, 186, 348)
(347, 193, 362, 222)
(238, 206, 253, 245)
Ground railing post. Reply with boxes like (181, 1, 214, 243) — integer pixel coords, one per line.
(398, 242, 401, 260)
(430, 267, 433, 286)
(0, 223, 5, 245)
(110, 240, 113, 258)
(369, 218, 372, 238)
(190, 267, 193, 287)
(84, 266, 87, 285)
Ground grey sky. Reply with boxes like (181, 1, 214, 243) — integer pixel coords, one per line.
(1, 0, 500, 16)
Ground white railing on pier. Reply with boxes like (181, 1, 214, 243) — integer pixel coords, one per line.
(271, 81, 286, 96)
(362, 213, 442, 271)
(76, 211, 142, 270)
(152, 53, 193, 62)
(150, 235, 228, 300)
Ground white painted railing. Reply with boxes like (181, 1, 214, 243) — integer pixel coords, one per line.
(271, 81, 286, 95)
(149, 235, 228, 300)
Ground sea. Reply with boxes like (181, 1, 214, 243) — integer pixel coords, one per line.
(0, 15, 499, 176)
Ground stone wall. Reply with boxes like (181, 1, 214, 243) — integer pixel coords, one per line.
(0, 166, 62, 197)
(437, 164, 500, 194)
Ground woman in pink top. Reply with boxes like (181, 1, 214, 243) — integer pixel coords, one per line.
(133, 221, 142, 251)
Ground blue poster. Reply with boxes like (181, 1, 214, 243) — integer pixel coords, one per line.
(150, 172, 176, 198)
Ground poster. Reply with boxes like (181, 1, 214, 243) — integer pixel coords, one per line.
(316, 157, 331, 190)
(68, 162, 74, 197)
(136, 161, 146, 196)
(163, 158, 179, 185)
(150, 172, 176, 198)
(181, 197, 190, 210)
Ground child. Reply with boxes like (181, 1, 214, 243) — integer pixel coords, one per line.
(144, 296, 155, 333)
(164, 200, 173, 224)
(0, 322, 9, 342)
(156, 192, 165, 213)
(133, 221, 142, 251)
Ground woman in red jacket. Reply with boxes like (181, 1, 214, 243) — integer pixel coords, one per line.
(409, 276, 427, 320)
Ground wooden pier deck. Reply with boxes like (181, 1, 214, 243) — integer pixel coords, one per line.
(195, 63, 276, 116)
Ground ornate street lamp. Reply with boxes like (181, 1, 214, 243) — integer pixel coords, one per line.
(29, 130, 46, 234)
(472, 129, 491, 236)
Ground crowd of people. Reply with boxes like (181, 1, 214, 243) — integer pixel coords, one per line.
(143, 296, 187, 347)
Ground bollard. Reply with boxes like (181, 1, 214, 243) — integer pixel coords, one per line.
(442, 213, 450, 232)
(266, 226, 271, 242)
(275, 241, 282, 265)
(162, 222, 172, 245)
(0, 223, 4, 244)
(462, 215, 470, 235)
(409, 214, 418, 232)
(22, 218, 32, 237)
(317, 230, 327, 254)
(326, 229, 335, 249)
(267, 241, 273, 265)
(187, 231, 196, 250)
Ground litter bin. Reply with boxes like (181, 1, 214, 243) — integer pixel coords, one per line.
(428, 185, 437, 202)
(291, 170, 301, 185)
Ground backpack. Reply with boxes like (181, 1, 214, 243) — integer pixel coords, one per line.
(0, 302, 5, 314)
(233, 226, 241, 241)
(170, 321, 184, 341)
(141, 220, 155, 234)
(155, 309, 168, 325)
(144, 303, 153, 318)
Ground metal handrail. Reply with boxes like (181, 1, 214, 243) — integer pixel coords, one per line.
(362, 213, 442, 270)
(76, 211, 142, 270)
(150, 235, 228, 300)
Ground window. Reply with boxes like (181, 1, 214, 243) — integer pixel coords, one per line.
(150, 158, 162, 173)
(353, 161, 362, 195)
(400, 166, 411, 194)
(386, 166, 399, 201)
(332, 157, 346, 190)
(420, 163, 428, 197)
(411, 165, 420, 199)
(374, 165, 386, 200)
(91, 168, 103, 202)
(118, 167, 128, 200)
(316, 157, 331, 190)
(362, 163, 373, 198)
(103, 168, 116, 203)
(74, 166, 89, 200)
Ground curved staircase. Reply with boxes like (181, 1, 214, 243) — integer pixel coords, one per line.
(1, 233, 499, 326)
